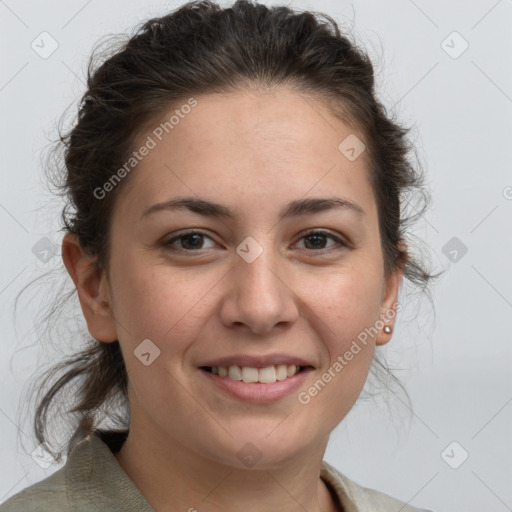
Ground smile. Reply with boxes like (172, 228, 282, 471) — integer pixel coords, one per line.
(198, 365, 314, 403)
(201, 364, 309, 384)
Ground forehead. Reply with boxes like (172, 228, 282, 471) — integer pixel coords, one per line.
(160, 88, 365, 161)
(115, 88, 376, 223)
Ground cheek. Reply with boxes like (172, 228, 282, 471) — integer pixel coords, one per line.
(110, 266, 206, 405)
(300, 261, 383, 398)
(307, 262, 383, 342)
(110, 259, 218, 353)
(297, 272, 381, 427)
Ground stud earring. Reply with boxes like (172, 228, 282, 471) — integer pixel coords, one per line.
(383, 325, 392, 334)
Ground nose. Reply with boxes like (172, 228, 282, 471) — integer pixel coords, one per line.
(219, 244, 300, 335)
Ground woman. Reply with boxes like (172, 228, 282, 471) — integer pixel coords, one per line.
(1, 1, 439, 510)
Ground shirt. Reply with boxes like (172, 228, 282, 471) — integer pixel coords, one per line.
(0, 430, 434, 511)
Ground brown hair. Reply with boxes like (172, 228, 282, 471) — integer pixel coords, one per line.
(15, 0, 441, 460)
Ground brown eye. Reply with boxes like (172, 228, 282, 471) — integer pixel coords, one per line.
(161, 229, 347, 254)
(295, 230, 347, 251)
(163, 231, 216, 251)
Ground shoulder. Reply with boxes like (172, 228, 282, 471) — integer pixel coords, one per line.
(0, 465, 69, 512)
(321, 460, 435, 512)
(0, 430, 152, 512)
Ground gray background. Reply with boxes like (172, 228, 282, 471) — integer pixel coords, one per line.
(1, 1, 511, 511)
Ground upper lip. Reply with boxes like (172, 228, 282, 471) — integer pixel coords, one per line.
(199, 353, 315, 369)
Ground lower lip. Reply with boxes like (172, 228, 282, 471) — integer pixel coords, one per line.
(198, 367, 313, 403)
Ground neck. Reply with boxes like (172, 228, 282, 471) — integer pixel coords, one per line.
(113, 422, 339, 512)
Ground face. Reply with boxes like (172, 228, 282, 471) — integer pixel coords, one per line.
(65, 87, 402, 468)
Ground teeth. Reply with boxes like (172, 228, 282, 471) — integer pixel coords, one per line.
(241, 366, 259, 382)
(287, 364, 297, 377)
(276, 364, 288, 381)
(258, 366, 276, 384)
(228, 365, 242, 380)
(209, 364, 302, 383)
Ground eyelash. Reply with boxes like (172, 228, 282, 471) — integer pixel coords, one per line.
(162, 229, 348, 254)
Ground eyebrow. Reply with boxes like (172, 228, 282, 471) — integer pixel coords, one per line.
(140, 196, 366, 221)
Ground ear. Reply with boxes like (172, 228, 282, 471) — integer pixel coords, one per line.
(61, 232, 118, 343)
(374, 242, 405, 347)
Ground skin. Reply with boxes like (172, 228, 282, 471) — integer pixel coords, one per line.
(62, 87, 403, 512)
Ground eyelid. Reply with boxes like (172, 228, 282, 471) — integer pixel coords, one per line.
(162, 228, 349, 254)
(162, 229, 218, 250)
(295, 229, 349, 250)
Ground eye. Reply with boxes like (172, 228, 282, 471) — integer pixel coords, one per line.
(162, 229, 348, 254)
(294, 230, 347, 251)
(162, 231, 217, 252)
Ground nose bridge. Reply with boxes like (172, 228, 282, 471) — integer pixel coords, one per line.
(220, 235, 298, 333)
(236, 236, 283, 301)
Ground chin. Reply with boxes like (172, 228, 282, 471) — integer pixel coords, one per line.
(205, 432, 307, 471)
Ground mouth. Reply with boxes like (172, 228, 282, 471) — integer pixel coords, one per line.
(198, 364, 314, 403)
(199, 364, 314, 384)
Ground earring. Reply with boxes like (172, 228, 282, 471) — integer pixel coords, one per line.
(383, 325, 392, 334)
